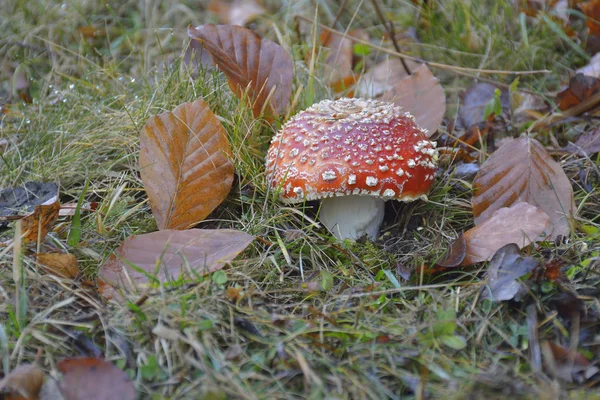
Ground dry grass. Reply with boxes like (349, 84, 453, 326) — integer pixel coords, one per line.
(0, 0, 599, 398)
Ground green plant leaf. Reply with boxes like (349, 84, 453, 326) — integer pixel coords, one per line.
(440, 335, 467, 350)
(212, 270, 228, 285)
(67, 178, 89, 246)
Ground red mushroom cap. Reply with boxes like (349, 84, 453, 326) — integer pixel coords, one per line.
(266, 98, 438, 203)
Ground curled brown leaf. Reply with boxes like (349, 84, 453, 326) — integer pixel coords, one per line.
(188, 24, 293, 118)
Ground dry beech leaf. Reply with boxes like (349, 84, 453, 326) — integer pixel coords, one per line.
(355, 58, 421, 99)
(188, 24, 293, 118)
(0, 182, 60, 245)
(21, 200, 60, 244)
(379, 63, 446, 136)
(436, 233, 466, 268)
(577, 0, 600, 52)
(556, 74, 600, 111)
(483, 243, 538, 302)
(208, 0, 266, 27)
(565, 127, 600, 155)
(320, 29, 368, 89)
(463, 202, 549, 265)
(56, 358, 136, 400)
(139, 98, 234, 230)
(36, 253, 79, 279)
(0, 364, 44, 400)
(472, 137, 575, 240)
(98, 229, 254, 299)
(459, 83, 509, 129)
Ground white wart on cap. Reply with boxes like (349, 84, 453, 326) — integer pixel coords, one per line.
(266, 98, 438, 240)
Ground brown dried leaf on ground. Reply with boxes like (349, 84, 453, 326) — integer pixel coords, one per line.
(379, 63, 446, 136)
(0, 363, 44, 400)
(564, 126, 600, 155)
(320, 29, 368, 91)
(555, 73, 600, 111)
(483, 243, 538, 301)
(188, 24, 293, 117)
(459, 83, 509, 128)
(355, 58, 421, 98)
(56, 358, 136, 400)
(463, 202, 549, 265)
(139, 98, 234, 230)
(0, 182, 60, 245)
(98, 229, 254, 299)
(436, 233, 466, 268)
(36, 253, 79, 279)
(208, 0, 266, 27)
(542, 341, 598, 383)
(577, 0, 600, 53)
(21, 200, 60, 244)
(472, 137, 575, 240)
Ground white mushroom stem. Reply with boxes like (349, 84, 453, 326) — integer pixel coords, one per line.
(319, 195, 385, 240)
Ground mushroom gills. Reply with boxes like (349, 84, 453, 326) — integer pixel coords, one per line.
(319, 195, 385, 240)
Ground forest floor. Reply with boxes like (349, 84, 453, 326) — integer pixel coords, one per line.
(0, 0, 599, 399)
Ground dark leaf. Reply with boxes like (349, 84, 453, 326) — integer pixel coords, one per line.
(459, 83, 509, 128)
(556, 74, 600, 111)
(436, 233, 466, 268)
(483, 243, 538, 301)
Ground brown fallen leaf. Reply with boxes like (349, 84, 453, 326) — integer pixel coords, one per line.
(542, 341, 598, 383)
(436, 233, 466, 268)
(0, 363, 44, 400)
(564, 126, 600, 155)
(139, 98, 234, 230)
(98, 229, 254, 299)
(472, 137, 575, 240)
(0, 182, 59, 244)
(320, 29, 368, 90)
(36, 253, 79, 279)
(483, 243, 538, 302)
(208, 0, 266, 27)
(379, 63, 446, 136)
(11, 65, 32, 104)
(188, 24, 293, 118)
(321, 30, 353, 86)
(56, 358, 135, 400)
(459, 83, 509, 129)
(355, 58, 421, 98)
(463, 202, 549, 265)
(21, 200, 60, 244)
(555, 73, 600, 111)
(577, 0, 600, 53)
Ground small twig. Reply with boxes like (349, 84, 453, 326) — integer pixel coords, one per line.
(531, 90, 600, 131)
(369, 0, 411, 75)
(296, 15, 551, 76)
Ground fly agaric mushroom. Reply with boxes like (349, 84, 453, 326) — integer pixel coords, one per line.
(266, 98, 438, 240)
